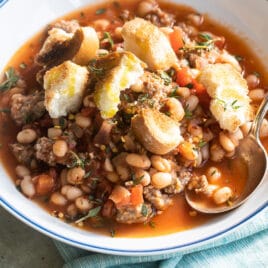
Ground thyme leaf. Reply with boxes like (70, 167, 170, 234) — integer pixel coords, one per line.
(0, 67, 19, 92)
(159, 71, 172, 85)
(95, 8, 106, 15)
(141, 204, 148, 217)
(102, 32, 114, 47)
(75, 206, 101, 224)
(198, 140, 207, 148)
(0, 108, 10, 114)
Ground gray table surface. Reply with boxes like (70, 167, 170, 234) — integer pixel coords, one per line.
(0, 206, 64, 268)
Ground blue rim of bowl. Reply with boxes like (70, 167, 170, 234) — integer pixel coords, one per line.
(0, 0, 8, 8)
(0, 195, 267, 254)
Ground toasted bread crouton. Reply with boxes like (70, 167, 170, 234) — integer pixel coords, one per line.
(44, 61, 89, 118)
(36, 27, 83, 67)
(198, 63, 251, 132)
(121, 18, 178, 70)
(131, 109, 183, 155)
(94, 51, 145, 119)
(73, 26, 99, 65)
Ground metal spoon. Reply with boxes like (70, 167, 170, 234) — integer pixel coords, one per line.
(185, 94, 268, 214)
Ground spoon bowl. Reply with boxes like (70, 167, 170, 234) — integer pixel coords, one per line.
(185, 95, 268, 214)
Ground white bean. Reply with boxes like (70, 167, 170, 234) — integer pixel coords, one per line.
(203, 184, 218, 197)
(213, 187, 232, 204)
(17, 129, 37, 144)
(206, 167, 221, 183)
(47, 128, 62, 139)
(106, 172, 120, 183)
(240, 122, 252, 136)
(103, 158, 114, 172)
(67, 204, 78, 218)
(165, 98, 185, 122)
(67, 167, 85, 185)
(53, 140, 68, 157)
(219, 132, 235, 152)
(126, 154, 151, 169)
(201, 143, 209, 162)
(175, 87, 190, 99)
(62, 185, 83, 201)
(50, 192, 67, 206)
(151, 172, 172, 189)
(228, 129, 243, 147)
(185, 95, 199, 112)
(15, 165, 30, 178)
(20, 176, 35, 198)
(246, 74, 260, 89)
(75, 114, 91, 129)
(75, 196, 93, 212)
(151, 155, 171, 172)
(249, 89, 265, 102)
(134, 169, 151, 186)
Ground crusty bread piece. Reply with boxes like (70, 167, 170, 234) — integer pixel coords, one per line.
(121, 18, 178, 70)
(44, 60, 89, 118)
(73, 26, 99, 65)
(198, 63, 251, 132)
(94, 51, 145, 119)
(131, 109, 183, 155)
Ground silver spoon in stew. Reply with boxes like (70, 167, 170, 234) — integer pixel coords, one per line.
(185, 94, 268, 214)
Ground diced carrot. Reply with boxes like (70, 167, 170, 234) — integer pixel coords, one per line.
(35, 174, 55, 196)
(176, 67, 192, 87)
(109, 185, 131, 208)
(130, 184, 144, 206)
(192, 79, 210, 107)
(169, 28, 184, 52)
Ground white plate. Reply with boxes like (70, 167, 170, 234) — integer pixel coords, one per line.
(0, 0, 267, 255)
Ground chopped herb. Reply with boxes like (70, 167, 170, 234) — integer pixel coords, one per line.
(235, 55, 243, 62)
(184, 107, 193, 119)
(88, 60, 105, 76)
(169, 87, 179, 98)
(95, 8, 106, 15)
(231, 99, 241, 110)
(185, 83, 194, 89)
(110, 229, 116, 237)
(19, 62, 27, 69)
(216, 98, 227, 111)
(102, 32, 114, 47)
(132, 173, 144, 185)
(210, 170, 216, 176)
(199, 33, 213, 41)
(165, 111, 171, 117)
(149, 221, 156, 228)
(84, 170, 92, 179)
(160, 71, 172, 85)
(68, 151, 89, 168)
(88, 195, 94, 201)
(198, 140, 207, 148)
(75, 206, 101, 224)
(0, 108, 10, 114)
(122, 93, 130, 102)
(253, 71, 260, 78)
(138, 93, 149, 102)
(141, 204, 148, 217)
(0, 67, 19, 92)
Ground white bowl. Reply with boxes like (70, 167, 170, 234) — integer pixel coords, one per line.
(0, 0, 267, 256)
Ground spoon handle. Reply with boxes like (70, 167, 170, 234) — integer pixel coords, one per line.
(250, 94, 268, 139)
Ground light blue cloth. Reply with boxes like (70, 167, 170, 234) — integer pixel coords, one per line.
(54, 207, 268, 267)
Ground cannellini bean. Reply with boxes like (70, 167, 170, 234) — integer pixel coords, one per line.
(67, 204, 78, 218)
(50, 192, 67, 206)
(47, 127, 62, 139)
(249, 89, 265, 102)
(151, 172, 172, 189)
(206, 167, 221, 183)
(188, 122, 203, 138)
(35, 174, 55, 196)
(246, 74, 260, 89)
(116, 165, 130, 181)
(93, 19, 110, 30)
(203, 184, 218, 197)
(112, 153, 130, 180)
(175, 87, 191, 99)
(195, 151, 203, 167)
(185, 95, 199, 112)
(165, 98, 185, 122)
(126, 154, 151, 169)
(213, 186, 232, 204)
(109, 185, 131, 205)
(114, 26, 123, 39)
(62, 186, 83, 201)
(187, 13, 204, 26)
(260, 119, 268, 138)
(178, 141, 198, 161)
(228, 129, 243, 147)
(137, 0, 156, 17)
(75, 196, 93, 212)
(15, 165, 30, 178)
(75, 114, 91, 129)
(53, 140, 68, 157)
(21, 176, 35, 198)
(219, 132, 235, 152)
(103, 158, 114, 172)
(67, 167, 85, 185)
(134, 169, 151, 186)
(151, 155, 171, 172)
(17, 129, 37, 144)
(106, 172, 120, 183)
(210, 143, 225, 162)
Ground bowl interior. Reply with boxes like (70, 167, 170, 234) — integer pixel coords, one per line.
(0, 0, 267, 255)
